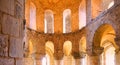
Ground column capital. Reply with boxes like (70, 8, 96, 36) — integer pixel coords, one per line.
(54, 50, 64, 60)
(72, 51, 86, 59)
(87, 46, 104, 56)
(115, 37, 120, 47)
(93, 46, 104, 56)
(34, 53, 45, 60)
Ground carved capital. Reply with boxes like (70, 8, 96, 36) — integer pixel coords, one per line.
(93, 47, 104, 55)
(54, 50, 64, 60)
(115, 48, 120, 54)
(115, 37, 120, 47)
(34, 53, 45, 60)
(79, 51, 86, 58)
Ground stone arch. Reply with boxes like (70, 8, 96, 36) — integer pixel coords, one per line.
(44, 10, 54, 33)
(45, 41, 54, 65)
(101, 41, 116, 65)
(92, 24, 118, 54)
(63, 9, 71, 33)
(63, 40, 72, 56)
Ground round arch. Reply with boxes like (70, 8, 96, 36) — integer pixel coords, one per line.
(63, 41, 72, 56)
(93, 24, 116, 48)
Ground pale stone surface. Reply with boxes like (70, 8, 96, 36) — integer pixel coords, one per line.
(0, 0, 14, 15)
(2, 14, 20, 37)
(0, 57, 14, 65)
(0, 34, 8, 56)
(55, 60, 63, 65)
(24, 58, 34, 65)
(16, 58, 23, 65)
(115, 52, 120, 65)
(9, 37, 23, 58)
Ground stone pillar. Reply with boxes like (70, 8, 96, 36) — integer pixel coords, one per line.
(86, 0, 91, 24)
(74, 52, 86, 65)
(115, 49, 120, 65)
(54, 51, 64, 65)
(54, 59, 63, 65)
(34, 54, 45, 65)
(87, 46, 103, 65)
(87, 55, 100, 65)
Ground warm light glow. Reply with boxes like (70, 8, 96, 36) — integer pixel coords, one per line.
(106, 46, 115, 65)
(44, 10, 54, 33)
(63, 41, 72, 56)
(42, 57, 47, 65)
(30, 3, 36, 30)
(63, 9, 71, 33)
(108, 1, 114, 9)
(79, 0, 86, 29)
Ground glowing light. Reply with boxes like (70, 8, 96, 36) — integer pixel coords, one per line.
(108, 1, 114, 9)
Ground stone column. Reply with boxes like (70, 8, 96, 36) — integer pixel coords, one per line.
(115, 36, 120, 65)
(34, 54, 45, 65)
(87, 55, 100, 65)
(87, 47, 103, 65)
(54, 51, 64, 65)
(86, 0, 91, 24)
(74, 52, 86, 65)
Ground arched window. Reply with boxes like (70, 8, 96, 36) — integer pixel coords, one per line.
(63, 41, 74, 65)
(42, 41, 54, 65)
(44, 10, 54, 33)
(63, 9, 71, 33)
(79, 0, 86, 29)
(30, 2, 36, 30)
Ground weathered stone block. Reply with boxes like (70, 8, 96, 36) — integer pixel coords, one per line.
(16, 58, 23, 65)
(2, 14, 20, 37)
(9, 37, 23, 58)
(24, 58, 34, 65)
(0, 34, 8, 56)
(0, 57, 14, 65)
(0, 0, 14, 15)
(15, 3, 23, 19)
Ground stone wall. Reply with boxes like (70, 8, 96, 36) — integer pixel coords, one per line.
(0, 0, 25, 65)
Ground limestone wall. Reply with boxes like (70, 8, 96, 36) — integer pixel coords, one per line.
(0, 0, 25, 65)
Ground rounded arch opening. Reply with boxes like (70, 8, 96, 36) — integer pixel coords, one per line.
(63, 9, 71, 33)
(45, 41, 54, 65)
(44, 10, 54, 33)
(63, 41, 72, 56)
(79, 36, 86, 53)
(93, 24, 117, 48)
